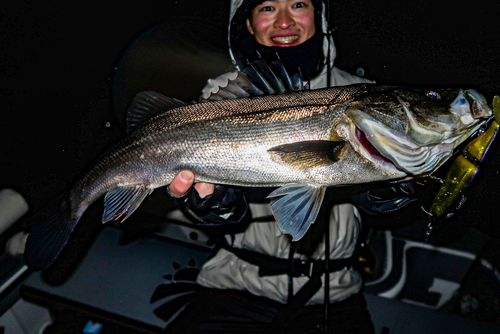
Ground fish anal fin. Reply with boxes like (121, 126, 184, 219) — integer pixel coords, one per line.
(267, 184, 327, 241)
(268, 141, 346, 170)
(126, 91, 185, 134)
(103, 186, 153, 223)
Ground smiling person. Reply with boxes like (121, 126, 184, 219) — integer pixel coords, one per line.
(246, 0, 316, 47)
(166, 0, 376, 333)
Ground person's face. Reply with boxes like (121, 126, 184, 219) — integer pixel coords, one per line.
(246, 0, 316, 47)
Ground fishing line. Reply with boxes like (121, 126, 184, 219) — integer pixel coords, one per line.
(324, 1, 331, 331)
(394, 214, 436, 329)
(324, 209, 330, 333)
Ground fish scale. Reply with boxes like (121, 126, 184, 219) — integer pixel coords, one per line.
(147, 105, 342, 186)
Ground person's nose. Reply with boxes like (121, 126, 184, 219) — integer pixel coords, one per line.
(274, 10, 295, 30)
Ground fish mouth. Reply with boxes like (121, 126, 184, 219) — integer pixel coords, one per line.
(459, 89, 491, 120)
(271, 35, 299, 44)
(351, 119, 453, 176)
(355, 128, 393, 164)
(339, 89, 491, 176)
(398, 90, 492, 146)
(337, 118, 407, 176)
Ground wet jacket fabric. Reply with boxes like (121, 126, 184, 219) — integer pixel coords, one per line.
(196, 0, 374, 305)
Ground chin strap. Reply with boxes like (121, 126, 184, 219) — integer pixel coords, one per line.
(426, 96, 500, 237)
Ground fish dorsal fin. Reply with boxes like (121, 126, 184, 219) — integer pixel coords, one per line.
(270, 55, 305, 92)
(126, 91, 185, 134)
(268, 141, 346, 170)
(102, 185, 153, 223)
(205, 55, 307, 102)
(267, 184, 327, 241)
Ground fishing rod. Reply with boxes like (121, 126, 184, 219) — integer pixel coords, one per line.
(324, 0, 331, 331)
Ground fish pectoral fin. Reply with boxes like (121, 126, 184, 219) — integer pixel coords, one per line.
(267, 184, 327, 241)
(126, 91, 185, 134)
(102, 186, 153, 223)
(268, 141, 346, 170)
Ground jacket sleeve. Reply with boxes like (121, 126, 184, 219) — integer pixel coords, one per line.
(310, 66, 374, 90)
(200, 71, 239, 100)
(331, 67, 375, 86)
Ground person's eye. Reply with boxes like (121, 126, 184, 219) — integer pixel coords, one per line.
(260, 5, 274, 12)
(293, 2, 306, 8)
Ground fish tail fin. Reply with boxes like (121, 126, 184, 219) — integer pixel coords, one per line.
(24, 193, 83, 271)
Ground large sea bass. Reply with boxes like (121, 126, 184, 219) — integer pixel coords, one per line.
(25, 59, 492, 270)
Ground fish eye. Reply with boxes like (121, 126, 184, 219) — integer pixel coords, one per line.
(426, 91, 441, 100)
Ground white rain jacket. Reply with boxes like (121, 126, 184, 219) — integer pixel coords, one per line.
(196, 0, 374, 305)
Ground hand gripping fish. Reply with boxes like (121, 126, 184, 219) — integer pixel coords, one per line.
(24, 58, 492, 270)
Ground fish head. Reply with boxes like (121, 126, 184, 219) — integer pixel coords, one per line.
(336, 86, 492, 176)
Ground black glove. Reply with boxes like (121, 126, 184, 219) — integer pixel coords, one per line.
(183, 185, 248, 225)
(352, 179, 444, 231)
(352, 181, 418, 215)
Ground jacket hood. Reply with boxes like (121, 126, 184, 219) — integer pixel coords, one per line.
(228, 0, 337, 74)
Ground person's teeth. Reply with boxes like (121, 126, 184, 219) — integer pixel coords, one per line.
(272, 36, 299, 44)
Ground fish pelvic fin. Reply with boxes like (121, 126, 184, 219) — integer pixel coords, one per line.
(268, 141, 346, 170)
(25, 193, 82, 271)
(102, 185, 153, 223)
(267, 184, 327, 241)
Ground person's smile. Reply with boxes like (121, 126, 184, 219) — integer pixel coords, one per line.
(247, 0, 315, 47)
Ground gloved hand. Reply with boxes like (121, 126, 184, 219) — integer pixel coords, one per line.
(167, 171, 248, 225)
(352, 181, 418, 215)
(352, 178, 445, 231)
(184, 184, 248, 225)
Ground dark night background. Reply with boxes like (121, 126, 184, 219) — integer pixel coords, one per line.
(1, 0, 499, 212)
(0, 0, 500, 328)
